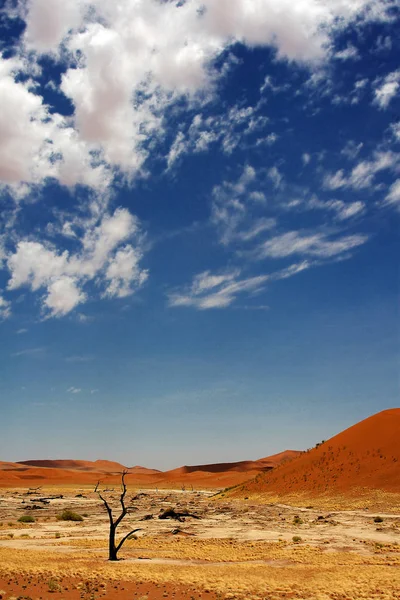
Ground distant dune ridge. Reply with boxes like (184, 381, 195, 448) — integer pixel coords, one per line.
(0, 450, 301, 488)
(1, 410, 399, 494)
(229, 408, 400, 498)
(17, 459, 161, 475)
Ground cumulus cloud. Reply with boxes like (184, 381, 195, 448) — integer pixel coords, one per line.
(0, 55, 111, 193)
(7, 208, 148, 318)
(0, 0, 397, 319)
(0, 0, 394, 194)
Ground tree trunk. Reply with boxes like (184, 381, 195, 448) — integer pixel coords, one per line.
(108, 524, 118, 561)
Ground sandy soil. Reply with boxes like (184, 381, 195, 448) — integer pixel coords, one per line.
(1, 486, 400, 599)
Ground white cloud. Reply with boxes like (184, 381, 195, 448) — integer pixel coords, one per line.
(11, 347, 45, 357)
(0, 295, 11, 320)
(168, 270, 269, 310)
(167, 255, 343, 311)
(334, 44, 360, 61)
(323, 169, 348, 190)
(302, 153, 311, 165)
(25, 0, 83, 53)
(255, 231, 368, 259)
(0, 0, 397, 319)
(67, 386, 82, 394)
(324, 151, 399, 190)
(308, 196, 365, 220)
(390, 123, 400, 142)
(167, 106, 271, 167)
(104, 245, 149, 298)
(374, 70, 400, 109)
(7, 208, 148, 318)
(210, 165, 280, 247)
(0, 55, 111, 193)
(267, 166, 282, 189)
(385, 179, 400, 207)
(374, 35, 392, 54)
(0, 0, 393, 195)
(341, 141, 363, 160)
(44, 276, 86, 317)
(237, 218, 277, 241)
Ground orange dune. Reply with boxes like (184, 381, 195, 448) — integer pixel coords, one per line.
(230, 409, 400, 498)
(18, 459, 131, 472)
(0, 451, 300, 488)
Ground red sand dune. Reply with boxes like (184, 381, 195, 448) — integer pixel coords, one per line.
(0, 451, 300, 488)
(18, 459, 129, 472)
(231, 409, 400, 498)
(164, 450, 301, 477)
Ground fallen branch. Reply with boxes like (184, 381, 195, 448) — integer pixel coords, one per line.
(158, 508, 201, 522)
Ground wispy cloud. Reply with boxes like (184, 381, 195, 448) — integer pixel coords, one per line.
(0, 296, 11, 320)
(211, 165, 277, 246)
(11, 347, 45, 358)
(323, 151, 399, 191)
(168, 270, 269, 310)
(65, 355, 94, 363)
(385, 179, 400, 208)
(67, 387, 82, 394)
(254, 231, 368, 260)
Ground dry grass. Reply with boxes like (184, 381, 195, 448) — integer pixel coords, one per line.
(1, 540, 400, 599)
(224, 488, 400, 511)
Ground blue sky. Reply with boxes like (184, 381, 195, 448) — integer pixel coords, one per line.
(0, 0, 399, 470)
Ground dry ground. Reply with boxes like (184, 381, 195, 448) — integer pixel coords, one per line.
(0, 486, 399, 599)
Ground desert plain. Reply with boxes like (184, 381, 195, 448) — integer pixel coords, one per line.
(1, 409, 399, 600)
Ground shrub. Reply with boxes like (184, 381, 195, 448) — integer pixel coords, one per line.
(292, 536, 302, 543)
(293, 516, 303, 525)
(374, 516, 384, 523)
(48, 578, 62, 593)
(18, 515, 35, 524)
(56, 509, 83, 522)
(55, 532, 61, 539)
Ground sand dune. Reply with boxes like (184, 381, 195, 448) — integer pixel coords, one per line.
(18, 459, 128, 472)
(229, 409, 400, 499)
(0, 451, 300, 488)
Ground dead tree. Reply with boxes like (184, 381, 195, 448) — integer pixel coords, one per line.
(98, 471, 141, 561)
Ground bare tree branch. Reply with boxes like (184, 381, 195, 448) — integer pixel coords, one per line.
(116, 528, 142, 553)
(97, 471, 141, 561)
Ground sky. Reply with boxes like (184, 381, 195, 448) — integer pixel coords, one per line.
(0, 0, 399, 470)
